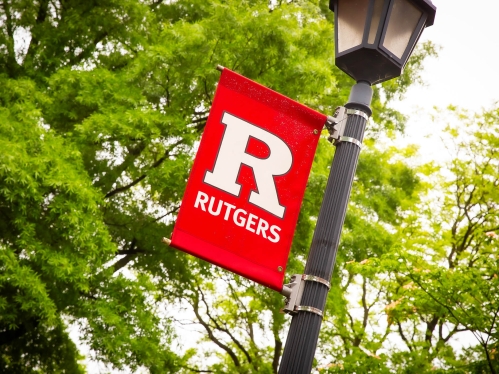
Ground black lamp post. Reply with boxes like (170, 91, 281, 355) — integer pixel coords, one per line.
(278, 1, 436, 373)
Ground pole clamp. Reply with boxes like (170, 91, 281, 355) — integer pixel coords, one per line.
(294, 306, 323, 317)
(281, 274, 330, 317)
(325, 106, 368, 148)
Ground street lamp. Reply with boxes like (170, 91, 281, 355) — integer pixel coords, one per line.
(334, 0, 436, 85)
(278, 1, 436, 373)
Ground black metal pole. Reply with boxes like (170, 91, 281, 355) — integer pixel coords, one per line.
(278, 82, 373, 374)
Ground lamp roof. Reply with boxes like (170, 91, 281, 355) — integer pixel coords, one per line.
(329, 0, 436, 27)
(414, 0, 436, 26)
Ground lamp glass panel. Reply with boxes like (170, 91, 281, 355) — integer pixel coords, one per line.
(337, 0, 369, 53)
(368, 0, 385, 44)
(382, 0, 422, 58)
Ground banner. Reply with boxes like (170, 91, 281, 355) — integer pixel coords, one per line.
(170, 68, 326, 291)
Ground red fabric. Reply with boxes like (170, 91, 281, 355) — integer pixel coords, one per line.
(171, 68, 326, 291)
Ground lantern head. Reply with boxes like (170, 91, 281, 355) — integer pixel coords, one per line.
(330, 0, 436, 85)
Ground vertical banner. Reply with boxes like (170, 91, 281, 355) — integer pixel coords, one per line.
(170, 68, 326, 291)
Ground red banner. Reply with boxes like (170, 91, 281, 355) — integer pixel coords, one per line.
(170, 68, 326, 291)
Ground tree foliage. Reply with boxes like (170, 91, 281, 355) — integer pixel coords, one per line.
(314, 107, 499, 374)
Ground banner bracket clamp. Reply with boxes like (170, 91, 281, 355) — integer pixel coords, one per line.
(281, 274, 330, 317)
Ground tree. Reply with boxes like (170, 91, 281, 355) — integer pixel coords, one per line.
(0, 0, 436, 372)
(392, 107, 499, 373)
(313, 106, 499, 374)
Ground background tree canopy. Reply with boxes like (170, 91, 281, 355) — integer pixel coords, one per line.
(2, 0, 497, 373)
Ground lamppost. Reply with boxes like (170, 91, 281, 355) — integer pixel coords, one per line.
(278, 1, 436, 373)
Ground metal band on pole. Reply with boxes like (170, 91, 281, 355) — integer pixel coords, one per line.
(338, 136, 362, 148)
(301, 274, 331, 289)
(346, 108, 369, 121)
(294, 306, 323, 317)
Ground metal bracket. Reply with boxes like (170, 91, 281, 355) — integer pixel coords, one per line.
(325, 106, 347, 144)
(281, 274, 331, 317)
(325, 106, 367, 148)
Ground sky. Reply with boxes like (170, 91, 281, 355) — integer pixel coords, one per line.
(393, 0, 499, 161)
(405, 0, 499, 110)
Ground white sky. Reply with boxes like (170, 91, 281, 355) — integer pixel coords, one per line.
(406, 0, 499, 110)
(393, 0, 499, 161)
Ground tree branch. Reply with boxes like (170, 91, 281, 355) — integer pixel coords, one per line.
(397, 321, 413, 352)
(182, 366, 213, 373)
(68, 30, 109, 66)
(24, 0, 50, 65)
(272, 335, 282, 374)
(425, 315, 439, 346)
(113, 239, 138, 273)
(104, 140, 183, 198)
(105, 174, 147, 199)
(94, 141, 146, 191)
(150, 0, 164, 9)
(361, 277, 369, 330)
(190, 291, 241, 367)
(152, 206, 180, 223)
(198, 287, 253, 365)
(1, 0, 20, 75)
